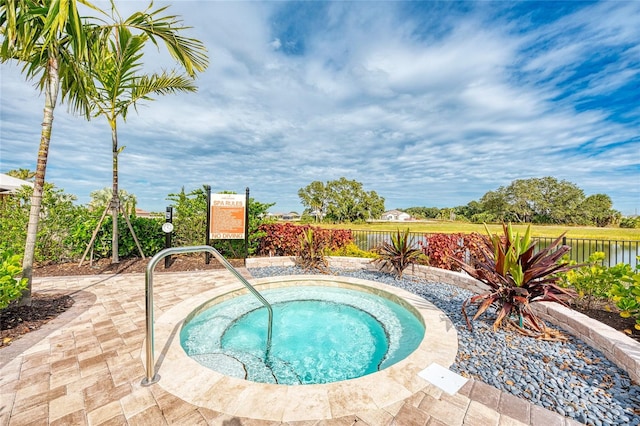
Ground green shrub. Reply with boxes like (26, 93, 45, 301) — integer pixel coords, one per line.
(619, 217, 639, 229)
(0, 250, 28, 309)
(470, 212, 496, 224)
(74, 215, 165, 260)
(327, 242, 377, 258)
(610, 258, 640, 331)
(420, 232, 484, 271)
(0, 183, 86, 263)
(559, 252, 630, 310)
(257, 223, 352, 256)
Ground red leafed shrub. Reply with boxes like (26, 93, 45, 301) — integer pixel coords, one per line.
(419, 233, 485, 271)
(257, 223, 352, 256)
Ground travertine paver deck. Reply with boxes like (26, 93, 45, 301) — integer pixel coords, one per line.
(0, 268, 580, 425)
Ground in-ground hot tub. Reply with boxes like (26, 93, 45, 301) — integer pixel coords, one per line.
(180, 283, 426, 385)
(150, 275, 458, 422)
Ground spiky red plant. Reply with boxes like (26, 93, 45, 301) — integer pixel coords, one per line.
(455, 223, 577, 337)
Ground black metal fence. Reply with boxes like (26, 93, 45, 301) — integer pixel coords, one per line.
(350, 230, 640, 268)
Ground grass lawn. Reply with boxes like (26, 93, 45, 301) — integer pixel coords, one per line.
(320, 221, 640, 241)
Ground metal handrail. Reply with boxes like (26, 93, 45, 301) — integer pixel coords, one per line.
(141, 245, 273, 386)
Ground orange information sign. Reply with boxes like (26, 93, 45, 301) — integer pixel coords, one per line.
(210, 194, 246, 239)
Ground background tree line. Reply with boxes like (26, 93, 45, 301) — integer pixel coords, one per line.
(297, 176, 635, 228)
(405, 177, 628, 227)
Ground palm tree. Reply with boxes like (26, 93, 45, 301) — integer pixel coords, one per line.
(6, 169, 36, 181)
(1, 0, 101, 304)
(80, 4, 207, 264)
(89, 187, 137, 216)
(1, 0, 208, 301)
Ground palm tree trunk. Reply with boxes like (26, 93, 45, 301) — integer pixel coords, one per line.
(21, 55, 60, 305)
(111, 119, 119, 264)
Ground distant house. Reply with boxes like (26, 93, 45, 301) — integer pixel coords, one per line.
(267, 212, 301, 221)
(135, 208, 154, 218)
(381, 210, 412, 221)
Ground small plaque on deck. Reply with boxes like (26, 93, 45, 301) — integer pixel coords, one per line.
(418, 363, 468, 395)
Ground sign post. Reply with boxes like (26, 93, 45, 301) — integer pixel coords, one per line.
(163, 207, 174, 268)
(205, 186, 211, 264)
(244, 187, 250, 264)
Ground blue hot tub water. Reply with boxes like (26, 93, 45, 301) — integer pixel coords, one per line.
(180, 285, 425, 385)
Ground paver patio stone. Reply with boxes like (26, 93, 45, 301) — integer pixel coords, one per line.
(126, 405, 166, 425)
(49, 408, 87, 426)
(86, 400, 123, 426)
(497, 414, 528, 426)
(469, 380, 501, 410)
(529, 404, 565, 426)
(497, 390, 531, 424)
(391, 402, 430, 426)
(463, 400, 500, 426)
(48, 392, 85, 421)
(417, 394, 467, 426)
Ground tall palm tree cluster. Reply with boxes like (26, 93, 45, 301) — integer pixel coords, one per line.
(0, 0, 209, 304)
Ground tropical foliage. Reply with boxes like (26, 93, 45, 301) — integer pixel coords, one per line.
(1, 183, 87, 263)
(0, 0, 208, 301)
(257, 223, 352, 256)
(83, 2, 207, 264)
(373, 228, 426, 278)
(456, 223, 577, 338)
(0, 179, 278, 262)
(1, 0, 103, 303)
(559, 252, 631, 310)
(0, 250, 28, 309)
(420, 232, 484, 271)
(0, 181, 164, 262)
(294, 228, 330, 273)
(89, 188, 137, 216)
(620, 217, 640, 229)
(609, 259, 640, 331)
(327, 243, 377, 259)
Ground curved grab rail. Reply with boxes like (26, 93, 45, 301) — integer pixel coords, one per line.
(141, 245, 273, 386)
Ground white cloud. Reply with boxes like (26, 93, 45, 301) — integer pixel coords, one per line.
(1, 1, 638, 216)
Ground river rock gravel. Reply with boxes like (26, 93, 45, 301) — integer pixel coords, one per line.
(249, 266, 640, 426)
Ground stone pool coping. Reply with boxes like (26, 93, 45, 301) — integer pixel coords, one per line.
(150, 275, 458, 422)
(247, 256, 640, 384)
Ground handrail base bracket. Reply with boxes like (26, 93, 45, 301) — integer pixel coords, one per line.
(141, 374, 160, 387)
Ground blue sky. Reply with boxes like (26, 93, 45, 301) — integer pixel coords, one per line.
(1, 0, 639, 215)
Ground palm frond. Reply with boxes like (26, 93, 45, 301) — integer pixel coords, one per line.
(120, 2, 208, 77)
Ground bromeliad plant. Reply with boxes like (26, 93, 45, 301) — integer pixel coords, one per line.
(294, 228, 330, 273)
(456, 223, 577, 339)
(373, 228, 427, 278)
